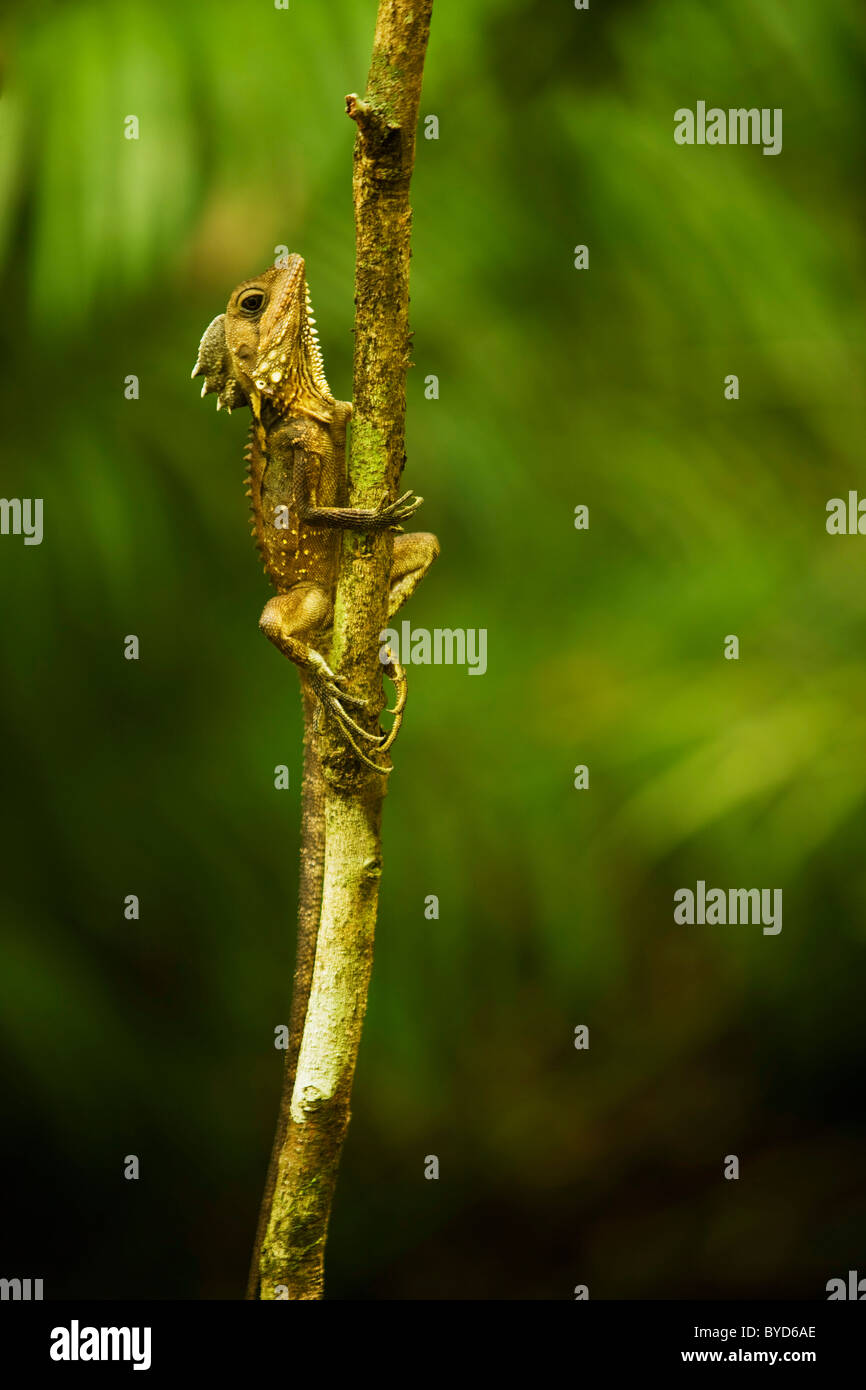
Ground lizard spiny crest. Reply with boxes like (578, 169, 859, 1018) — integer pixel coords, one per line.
(250, 257, 334, 420)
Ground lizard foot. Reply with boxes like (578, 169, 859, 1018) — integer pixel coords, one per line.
(306, 655, 393, 774)
(377, 649, 407, 755)
(376, 489, 424, 533)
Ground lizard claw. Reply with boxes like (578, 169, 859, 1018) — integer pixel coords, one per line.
(377, 649, 407, 753)
(306, 657, 392, 771)
(309, 674, 380, 742)
(339, 727, 393, 773)
(321, 679, 367, 709)
(375, 489, 424, 528)
(320, 694, 393, 772)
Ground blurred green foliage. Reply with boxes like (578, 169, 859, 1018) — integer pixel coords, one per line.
(1, 0, 866, 1298)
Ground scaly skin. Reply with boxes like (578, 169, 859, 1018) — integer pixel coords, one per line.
(191, 254, 438, 1297)
(192, 254, 438, 766)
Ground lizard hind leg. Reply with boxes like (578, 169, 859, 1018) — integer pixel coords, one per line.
(387, 531, 440, 619)
(259, 585, 389, 769)
(376, 532, 440, 751)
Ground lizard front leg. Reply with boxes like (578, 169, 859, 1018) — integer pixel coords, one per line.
(259, 583, 391, 771)
(298, 488, 424, 533)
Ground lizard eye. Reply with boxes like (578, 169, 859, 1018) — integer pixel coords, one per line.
(240, 292, 265, 314)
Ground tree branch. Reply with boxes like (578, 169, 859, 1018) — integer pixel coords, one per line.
(245, 680, 325, 1299)
(256, 0, 434, 1300)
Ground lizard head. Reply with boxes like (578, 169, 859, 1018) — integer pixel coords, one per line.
(191, 255, 335, 422)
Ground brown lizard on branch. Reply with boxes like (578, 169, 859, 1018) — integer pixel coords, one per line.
(191, 254, 438, 1295)
(192, 254, 438, 770)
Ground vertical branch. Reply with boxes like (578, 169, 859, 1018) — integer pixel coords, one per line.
(246, 681, 324, 1299)
(257, 0, 433, 1300)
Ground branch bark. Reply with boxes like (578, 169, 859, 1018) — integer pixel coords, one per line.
(255, 0, 434, 1300)
(246, 680, 324, 1299)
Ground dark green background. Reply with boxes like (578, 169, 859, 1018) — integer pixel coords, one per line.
(1, 0, 865, 1298)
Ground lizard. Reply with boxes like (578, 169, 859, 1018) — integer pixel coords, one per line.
(191, 253, 439, 771)
(191, 253, 439, 1297)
